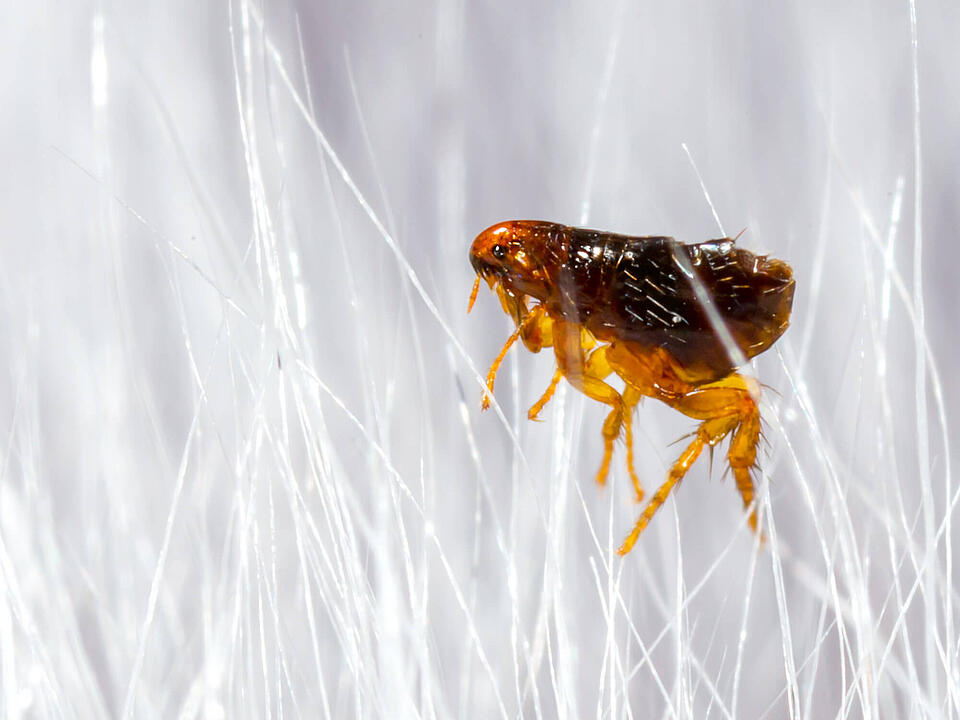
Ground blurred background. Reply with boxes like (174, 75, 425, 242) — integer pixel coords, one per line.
(2, 1, 959, 717)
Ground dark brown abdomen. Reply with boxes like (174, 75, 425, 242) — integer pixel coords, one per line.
(550, 228, 795, 383)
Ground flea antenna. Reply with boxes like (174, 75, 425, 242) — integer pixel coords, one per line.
(467, 276, 481, 313)
(733, 227, 748, 242)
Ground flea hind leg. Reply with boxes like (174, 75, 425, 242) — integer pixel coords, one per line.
(728, 399, 761, 534)
(552, 321, 642, 495)
(617, 373, 762, 554)
(617, 414, 737, 554)
(670, 374, 762, 534)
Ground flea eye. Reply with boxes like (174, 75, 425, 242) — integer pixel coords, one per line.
(492, 244, 507, 260)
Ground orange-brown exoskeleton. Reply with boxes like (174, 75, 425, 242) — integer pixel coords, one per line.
(468, 220, 795, 554)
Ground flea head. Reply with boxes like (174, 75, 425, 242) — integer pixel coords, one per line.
(469, 221, 557, 315)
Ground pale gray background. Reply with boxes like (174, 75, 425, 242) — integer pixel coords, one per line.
(2, 1, 958, 718)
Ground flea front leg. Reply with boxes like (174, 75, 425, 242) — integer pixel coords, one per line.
(527, 318, 599, 421)
(480, 305, 546, 410)
(522, 311, 564, 420)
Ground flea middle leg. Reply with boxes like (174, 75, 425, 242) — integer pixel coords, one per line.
(552, 321, 642, 495)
